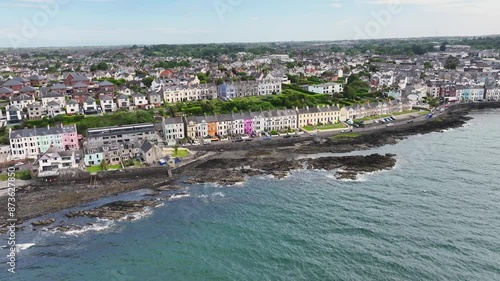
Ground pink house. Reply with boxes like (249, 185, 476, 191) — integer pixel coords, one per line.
(243, 112, 254, 135)
(62, 124, 80, 151)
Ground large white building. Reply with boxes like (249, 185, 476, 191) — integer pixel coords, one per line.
(305, 83, 344, 95)
(163, 84, 217, 103)
(163, 117, 185, 145)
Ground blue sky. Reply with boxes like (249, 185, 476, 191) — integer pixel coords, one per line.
(0, 0, 499, 47)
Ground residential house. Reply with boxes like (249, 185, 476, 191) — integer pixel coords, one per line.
(28, 75, 48, 87)
(147, 92, 163, 107)
(98, 80, 115, 95)
(305, 82, 344, 95)
(99, 94, 116, 113)
(64, 72, 90, 86)
(139, 140, 163, 164)
(49, 84, 67, 95)
(132, 93, 147, 108)
(2, 79, 23, 92)
(163, 117, 185, 145)
(84, 147, 104, 167)
(162, 84, 217, 103)
(27, 102, 45, 120)
(83, 97, 99, 115)
(486, 88, 500, 101)
(10, 93, 35, 109)
(116, 94, 130, 108)
(46, 101, 64, 118)
(19, 86, 37, 98)
(296, 105, 341, 128)
(9, 124, 79, 160)
(41, 91, 66, 107)
(0, 87, 14, 100)
(66, 99, 80, 115)
(34, 148, 78, 178)
(86, 123, 156, 152)
(6, 106, 24, 124)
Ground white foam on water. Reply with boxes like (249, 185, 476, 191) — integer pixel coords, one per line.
(211, 192, 225, 198)
(13, 243, 36, 252)
(118, 207, 153, 222)
(169, 193, 191, 200)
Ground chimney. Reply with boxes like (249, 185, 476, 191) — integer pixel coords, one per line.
(47, 124, 50, 130)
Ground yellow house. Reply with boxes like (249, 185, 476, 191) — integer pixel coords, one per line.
(296, 105, 341, 128)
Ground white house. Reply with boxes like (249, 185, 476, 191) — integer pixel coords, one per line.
(66, 99, 80, 115)
(10, 94, 35, 109)
(305, 82, 344, 95)
(163, 117, 185, 145)
(6, 105, 24, 124)
(35, 148, 78, 178)
(41, 91, 66, 107)
(132, 93, 147, 108)
(46, 100, 64, 118)
(83, 97, 98, 115)
(99, 94, 117, 113)
(116, 94, 130, 108)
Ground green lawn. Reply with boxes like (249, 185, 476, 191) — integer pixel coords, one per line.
(173, 149, 189, 158)
(0, 170, 32, 181)
(332, 132, 362, 140)
(303, 123, 346, 131)
(392, 110, 422, 116)
(87, 164, 122, 173)
(418, 110, 431, 115)
(357, 114, 392, 122)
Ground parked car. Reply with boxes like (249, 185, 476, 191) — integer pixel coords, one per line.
(386, 123, 394, 127)
(407, 120, 414, 123)
(283, 134, 292, 139)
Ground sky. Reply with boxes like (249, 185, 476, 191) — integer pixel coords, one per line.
(0, 0, 499, 48)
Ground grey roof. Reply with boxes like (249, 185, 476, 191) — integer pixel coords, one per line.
(99, 94, 113, 101)
(29, 75, 47, 81)
(0, 87, 13, 94)
(217, 114, 234, 122)
(50, 84, 67, 90)
(47, 100, 61, 107)
(205, 115, 218, 123)
(85, 97, 96, 103)
(28, 102, 42, 109)
(2, 79, 22, 87)
(8, 105, 21, 111)
(73, 82, 88, 88)
(11, 93, 33, 101)
(67, 99, 79, 105)
(20, 86, 36, 92)
(10, 125, 78, 139)
(13, 77, 29, 83)
(99, 80, 115, 86)
(42, 91, 64, 98)
(116, 94, 129, 100)
(140, 140, 153, 153)
(163, 117, 183, 125)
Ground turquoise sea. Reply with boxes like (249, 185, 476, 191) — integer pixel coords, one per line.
(2, 111, 500, 280)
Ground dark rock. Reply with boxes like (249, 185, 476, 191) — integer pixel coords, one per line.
(31, 218, 56, 227)
(65, 200, 161, 220)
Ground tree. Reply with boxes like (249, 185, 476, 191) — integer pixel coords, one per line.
(101, 160, 108, 171)
(444, 56, 459, 70)
(424, 62, 432, 69)
(440, 43, 447, 52)
(90, 62, 109, 72)
(215, 78, 224, 85)
(173, 144, 179, 156)
(142, 77, 154, 88)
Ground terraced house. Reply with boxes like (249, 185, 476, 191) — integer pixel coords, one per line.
(8, 124, 79, 161)
(162, 84, 217, 103)
(296, 105, 341, 128)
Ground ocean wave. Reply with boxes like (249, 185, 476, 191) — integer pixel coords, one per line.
(48, 220, 116, 237)
(169, 193, 191, 200)
(1, 243, 37, 252)
(118, 207, 153, 222)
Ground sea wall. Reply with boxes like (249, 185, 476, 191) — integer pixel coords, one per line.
(446, 101, 500, 114)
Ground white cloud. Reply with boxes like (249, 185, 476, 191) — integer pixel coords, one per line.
(330, 0, 342, 8)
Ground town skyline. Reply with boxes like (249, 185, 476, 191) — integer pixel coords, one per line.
(1, 0, 499, 48)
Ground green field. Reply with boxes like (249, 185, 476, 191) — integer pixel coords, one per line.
(303, 123, 346, 131)
(0, 170, 31, 181)
(172, 149, 189, 158)
(87, 164, 122, 173)
(332, 132, 362, 140)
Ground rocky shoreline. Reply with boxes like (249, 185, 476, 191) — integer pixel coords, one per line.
(0, 109, 485, 233)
